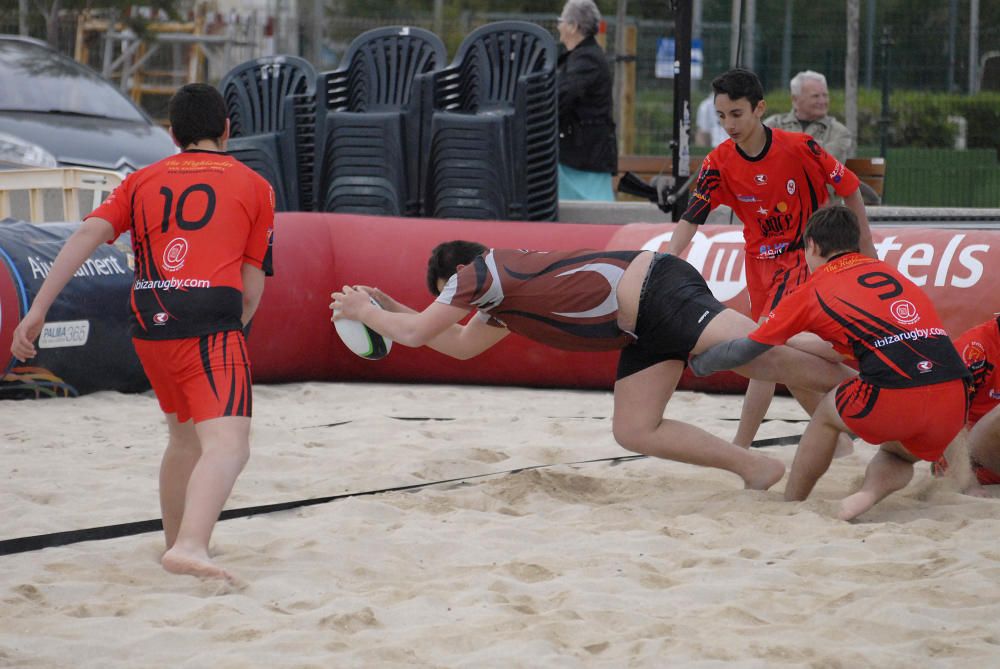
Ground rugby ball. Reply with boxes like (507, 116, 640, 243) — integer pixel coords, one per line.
(333, 297, 392, 360)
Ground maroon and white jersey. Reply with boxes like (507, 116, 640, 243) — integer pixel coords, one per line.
(435, 248, 642, 351)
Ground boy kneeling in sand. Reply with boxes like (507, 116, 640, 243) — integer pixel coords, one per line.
(932, 314, 1000, 495)
(691, 205, 971, 519)
(10, 84, 275, 581)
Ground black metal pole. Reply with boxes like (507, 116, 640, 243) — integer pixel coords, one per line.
(671, 0, 693, 221)
(878, 27, 893, 159)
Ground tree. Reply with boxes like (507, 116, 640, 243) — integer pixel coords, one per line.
(28, 0, 179, 50)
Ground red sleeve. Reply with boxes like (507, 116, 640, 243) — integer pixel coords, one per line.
(802, 137, 859, 197)
(747, 287, 815, 346)
(87, 172, 136, 241)
(681, 153, 725, 225)
(243, 177, 275, 275)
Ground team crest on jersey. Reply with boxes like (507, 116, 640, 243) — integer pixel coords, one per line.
(754, 174, 767, 186)
(829, 162, 846, 184)
(162, 238, 189, 272)
(963, 340, 987, 369)
(786, 179, 796, 195)
(153, 312, 169, 325)
(889, 299, 920, 325)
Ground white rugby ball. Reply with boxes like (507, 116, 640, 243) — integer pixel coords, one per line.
(333, 296, 392, 360)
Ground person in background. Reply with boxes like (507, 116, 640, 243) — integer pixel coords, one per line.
(556, 0, 618, 201)
(696, 94, 728, 148)
(764, 70, 852, 163)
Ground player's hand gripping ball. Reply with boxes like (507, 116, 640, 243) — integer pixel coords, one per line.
(332, 295, 392, 360)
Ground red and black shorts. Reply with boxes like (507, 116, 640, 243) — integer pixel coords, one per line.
(835, 377, 968, 461)
(133, 330, 253, 424)
(745, 249, 809, 322)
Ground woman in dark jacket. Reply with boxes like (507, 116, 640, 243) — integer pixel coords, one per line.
(556, 0, 618, 201)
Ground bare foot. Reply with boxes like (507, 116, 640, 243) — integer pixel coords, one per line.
(837, 491, 879, 521)
(833, 433, 855, 459)
(962, 483, 992, 498)
(162, 546, 236, 582)
(743, 453, 786, 490)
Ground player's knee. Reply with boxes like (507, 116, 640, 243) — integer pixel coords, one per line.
(168, 432, 201, 454)
(201, 435, 250, 466)
(612, 421, 649, 453)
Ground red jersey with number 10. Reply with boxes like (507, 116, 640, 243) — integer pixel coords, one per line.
(89, 150, 274, 340)
(683, 127, 859, 261)
(749, 253, 969, 389)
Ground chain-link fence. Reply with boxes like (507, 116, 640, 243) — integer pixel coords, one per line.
(4, 4, 998, 206)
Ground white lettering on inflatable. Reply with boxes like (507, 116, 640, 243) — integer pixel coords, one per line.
(875, 235, 988, 289)
(897, 243, 934, 285)
(934, 234, 963, 287)
(25, 255, 129, 280)
(38, 320, 90, 349)
(28, 256, 47, 279)
(874, 236, 903, 261)
(952, 244, 989, 288)
(639, 230, 989, 298)
(641, 230, 747, 301)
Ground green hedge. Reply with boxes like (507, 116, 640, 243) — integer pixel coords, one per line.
(632, 88, 1000, 154)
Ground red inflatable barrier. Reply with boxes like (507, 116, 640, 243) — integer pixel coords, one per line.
(248, 213, 1000, 392)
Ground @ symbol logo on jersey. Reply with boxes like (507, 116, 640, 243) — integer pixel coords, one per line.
(889, 299, 920, 325)
(162, 237, 189, 272)
(153, 312, 169, 325)
(786, 179, 796, 195)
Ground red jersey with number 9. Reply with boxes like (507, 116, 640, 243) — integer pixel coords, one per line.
(88, 150, 274, 340)
(749, 252, 969, 389)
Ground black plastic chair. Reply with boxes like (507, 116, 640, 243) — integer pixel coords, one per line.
(426, 21, 559, 221)
(225, 135, 291, 212)
(220, 56, 319, 212)
(316, 27, 447, 216)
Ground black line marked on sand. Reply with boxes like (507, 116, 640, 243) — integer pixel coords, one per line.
(294, 420, 352, 430)
(295, 416, 457, 430)
(0, 433, 801, 556)
(719, 417, 811, 423)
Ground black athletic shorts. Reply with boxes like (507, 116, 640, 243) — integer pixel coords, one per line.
(616, 253, 726, 380)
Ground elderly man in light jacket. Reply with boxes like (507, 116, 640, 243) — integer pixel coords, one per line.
(764, 70, 852, 162)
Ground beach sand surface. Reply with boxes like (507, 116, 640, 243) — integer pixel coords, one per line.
(2, 382, 999, 668)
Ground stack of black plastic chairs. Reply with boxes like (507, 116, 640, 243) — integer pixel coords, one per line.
(219, 21, 558, 222)
(316, 27, 445, 216)
(220, 55, 320, 212)
(426, 21, 558, 221)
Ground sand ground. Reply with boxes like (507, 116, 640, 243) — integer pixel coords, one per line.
(2, 382, 999, 668)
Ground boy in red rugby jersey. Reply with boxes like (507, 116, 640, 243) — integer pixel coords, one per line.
(690, 206, 970, 520)
(933, 314, 1000, 493)
(11, 84, 274, 581)
(668, 68, 876, 452)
